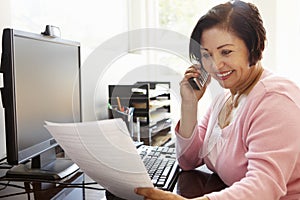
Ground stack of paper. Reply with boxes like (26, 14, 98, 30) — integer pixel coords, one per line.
(44, 118, 153, 200)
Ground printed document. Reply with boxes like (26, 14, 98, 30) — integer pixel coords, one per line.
(44, 119, 153, 200)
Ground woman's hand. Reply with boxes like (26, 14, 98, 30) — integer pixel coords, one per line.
(177, 65, 211, 138)
(180, 65, 210, 102)
(135, 187, 210, 200)
(135, 187, 187, 200)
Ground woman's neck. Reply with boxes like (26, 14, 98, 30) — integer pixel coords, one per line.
(230, 63, 264, 107)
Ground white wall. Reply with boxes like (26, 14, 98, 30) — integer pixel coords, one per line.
(276, 0, 300, 85)
(0, 0, 130, 160)
(252, 0, 277, 71)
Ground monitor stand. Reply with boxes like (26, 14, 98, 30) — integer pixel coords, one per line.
(5, 148, 79, 180)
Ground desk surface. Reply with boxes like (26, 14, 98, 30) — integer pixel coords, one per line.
(175, 170, 227, 198)
(0, 168, 227, 200)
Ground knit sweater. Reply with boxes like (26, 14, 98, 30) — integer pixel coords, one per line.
(175, 70, 300, 199)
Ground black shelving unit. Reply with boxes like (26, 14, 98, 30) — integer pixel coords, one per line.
(108, 82, 171, 146)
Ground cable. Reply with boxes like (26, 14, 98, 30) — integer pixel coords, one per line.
(0, 165, 12, 169)
(0, 178, 105, 190)
(0, 182, 26, 190)
(0, 174, 106, 200)
(2, 177, 100, 187)
(0, 160, 12, 168)
(0, 181, 9, 191)
(0, 191, 33, 199)
(0, 175, 7, 181)
(0, 181, 106, 199)
(0, 157, 7, 163)
(0, 181, 32, 199)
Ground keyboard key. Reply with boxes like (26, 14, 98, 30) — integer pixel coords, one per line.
(137, 145, 179, 191)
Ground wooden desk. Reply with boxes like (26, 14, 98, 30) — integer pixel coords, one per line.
(174, 170, 228, 198)
(0, 168, 227, 199)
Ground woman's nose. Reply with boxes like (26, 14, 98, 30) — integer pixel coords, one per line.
(210, 55, 224, 70)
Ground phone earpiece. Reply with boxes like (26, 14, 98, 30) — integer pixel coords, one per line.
(188, 78, 201, 90)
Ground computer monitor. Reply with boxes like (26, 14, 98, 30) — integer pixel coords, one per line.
(0, 28, 81, 180)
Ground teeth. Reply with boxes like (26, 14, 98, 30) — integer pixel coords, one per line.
(217, 70, 233, 77)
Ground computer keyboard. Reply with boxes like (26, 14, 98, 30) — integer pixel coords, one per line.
(137, 145, 179, 191)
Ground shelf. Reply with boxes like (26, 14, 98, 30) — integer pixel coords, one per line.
(108, 81, 171, 146)
(150, 109, 171, 126)
(149, 88, 170, 98)
(149, 99, 171, 112)
(132, 99, 170, 111)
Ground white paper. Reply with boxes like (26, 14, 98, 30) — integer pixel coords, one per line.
(44, 118, 153, 200)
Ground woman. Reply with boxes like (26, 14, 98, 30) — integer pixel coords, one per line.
(136, 0, 300, 199)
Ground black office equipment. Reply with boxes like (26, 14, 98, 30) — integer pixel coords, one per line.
(105, 144, 179, 200)
(41, 25, 61, 38)
(138, 145, 179, 191)
(0, 28, 81, 180)
(108, 82, 172, 146)
(188, 64, 209, 90)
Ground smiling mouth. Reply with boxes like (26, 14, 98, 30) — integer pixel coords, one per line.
(216, 70, 234, 79)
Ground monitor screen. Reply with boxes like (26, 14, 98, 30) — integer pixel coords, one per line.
(0, 28, 81, 179)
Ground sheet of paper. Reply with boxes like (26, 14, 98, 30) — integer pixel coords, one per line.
(44, 118, 153, 200)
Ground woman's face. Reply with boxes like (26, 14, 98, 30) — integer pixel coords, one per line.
(200, 27, 257, 93)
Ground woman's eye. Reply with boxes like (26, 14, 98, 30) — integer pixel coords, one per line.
(221, 49, 232, 56)
(202, 52, 211, 59)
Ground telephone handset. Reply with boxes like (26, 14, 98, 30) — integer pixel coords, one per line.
(188, 65, 209, 90)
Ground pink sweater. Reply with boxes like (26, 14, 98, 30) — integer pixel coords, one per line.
(175, 70, 300, 200)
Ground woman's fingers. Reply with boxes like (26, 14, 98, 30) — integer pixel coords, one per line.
(184, 65, 203, 80)
(135, 187, 184, 200)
